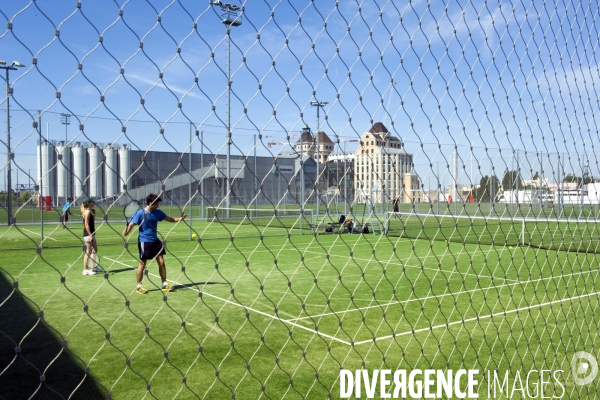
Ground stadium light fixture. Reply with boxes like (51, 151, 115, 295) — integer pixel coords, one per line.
(1, 60, 26, 226)
(61, 113, 71, 143)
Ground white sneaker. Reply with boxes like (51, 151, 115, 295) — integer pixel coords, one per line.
(82, 270, 88, 275)
(86, 269, 96, 275)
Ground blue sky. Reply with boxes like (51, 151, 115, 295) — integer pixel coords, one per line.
(1, 0, 598, 191)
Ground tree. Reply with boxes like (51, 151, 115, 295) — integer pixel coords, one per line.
(502, 170, 522, 190)
(19, 191, 31, 205)
(474, 175, 500, 202)
(563, 173, 593, 186)
(563, 173, 578, 183)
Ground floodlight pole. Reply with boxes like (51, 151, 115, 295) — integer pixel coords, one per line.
(1, 60, 25, 226)
(310, 99, 328, 216)
(343, 141, 347, 215)
(581, 160, 589, 216)
(226, 25, 231, 217)
(213, 1, 241, 218)
(61, 113, 71, 143)
(300, 124, 310, 212)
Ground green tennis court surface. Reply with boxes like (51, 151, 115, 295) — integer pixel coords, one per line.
(1, 218, 597, 398)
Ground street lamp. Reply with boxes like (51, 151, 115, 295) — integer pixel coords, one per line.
(310, 99, 328, 216)
(1, 60, 26, 226)
(61, 113, 71, 143)
(212, 1, 242, 218)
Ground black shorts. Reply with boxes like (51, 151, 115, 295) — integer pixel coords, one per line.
(138, 241, 166, 260)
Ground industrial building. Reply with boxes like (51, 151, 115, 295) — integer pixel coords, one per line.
(36, 139, 318, 208)
(35, 122, 417, 210)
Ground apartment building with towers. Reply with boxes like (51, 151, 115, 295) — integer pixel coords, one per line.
(354, 122, 420, 205)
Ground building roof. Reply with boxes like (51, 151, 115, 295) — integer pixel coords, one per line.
(369, 122, 389, 134)
(315, 131, 334, 145)
(365, 122, 401, 143)
(296, 130, 313, 143)
(295, 130, 334, 145)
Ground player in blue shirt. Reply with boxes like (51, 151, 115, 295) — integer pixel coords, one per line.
(122, 194, 187, 294)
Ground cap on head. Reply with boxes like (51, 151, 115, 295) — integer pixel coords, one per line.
(82, 197, 94, 204)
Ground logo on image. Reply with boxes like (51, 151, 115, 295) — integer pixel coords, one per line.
(571, 351, 598, 386)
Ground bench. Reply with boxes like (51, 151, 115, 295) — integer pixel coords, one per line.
(340, 220, 383, 235)
(309, 222, 342, 234)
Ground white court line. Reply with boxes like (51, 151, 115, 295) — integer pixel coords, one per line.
(290, 267, 600, 321)
(301, 247, 520, 283)
(103, 256, 351, 346)
(172, 244, 519, 284)
(22, 228, 57, 241)
(104, 255, 600, 348)
(353, 289, 600, 346)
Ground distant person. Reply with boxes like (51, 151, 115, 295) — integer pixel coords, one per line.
(61, 197, 73, 229)
(122, 194, 187, 294)
(392, 197, 400, 213)
(81, 197, 98, 275)
(343, 217, 355, 233)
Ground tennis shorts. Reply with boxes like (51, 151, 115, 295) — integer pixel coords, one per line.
(84, 235, 95, 243)
(138, 240, 166, 260)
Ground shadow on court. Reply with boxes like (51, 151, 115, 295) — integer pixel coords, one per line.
(0, 271, 107, 399)
(102, 267, 134, 274)
(147, 281, 226, 292)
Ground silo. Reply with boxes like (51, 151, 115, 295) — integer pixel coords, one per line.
(37, 141, 55, 203)
(88, 144, 102, 198)
(118, 144, 131, 193)
(56, 142, 71, 205)
(72, 142, 86, 198)
(104, 145, 118, 198)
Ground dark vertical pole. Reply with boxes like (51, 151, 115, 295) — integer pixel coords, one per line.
(6, 68, 12, 225)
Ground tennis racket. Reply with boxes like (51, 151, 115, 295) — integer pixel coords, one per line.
(124, 200, 142, 227)
(90, 252, 102, 272)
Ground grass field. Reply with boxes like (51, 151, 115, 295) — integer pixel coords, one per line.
(1, 211, 600, 398)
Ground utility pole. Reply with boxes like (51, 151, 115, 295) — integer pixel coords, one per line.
(1, 59, 26, 225)
(212, 1, 242, 217)
(310, 99, 328, 216)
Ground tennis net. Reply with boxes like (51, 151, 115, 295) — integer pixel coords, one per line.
(206, 207, 314, 233)
(384, 212, 600, 253)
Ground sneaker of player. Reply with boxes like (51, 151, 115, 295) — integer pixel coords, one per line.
(82, 270, 88, 275)
(161, 283, 174, 292)
(87, 269, 96, 275)
(136, 286, 148, 294)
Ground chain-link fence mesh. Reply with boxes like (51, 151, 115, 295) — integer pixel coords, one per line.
(1, 0, 600, 398)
